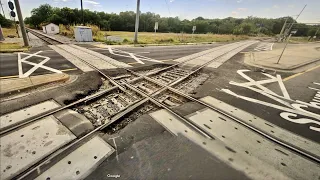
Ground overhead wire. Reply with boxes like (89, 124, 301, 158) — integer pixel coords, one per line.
(164, 0, 171, 16)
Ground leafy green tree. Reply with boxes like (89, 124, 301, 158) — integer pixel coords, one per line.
(24, 4, 314, 36)
(29, 4, 53, 27)
(1, 14, 13, 28)
(241, 23, 253, 34)
(307, 28, 318, 36)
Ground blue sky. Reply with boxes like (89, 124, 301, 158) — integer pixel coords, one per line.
(1, 0, 319, 23)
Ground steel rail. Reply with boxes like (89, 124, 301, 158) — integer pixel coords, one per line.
(72, 41, 320, 164)
(17, 40, 245, 179)
(26, 28, 65, 45)
(13, 39, 319, 180)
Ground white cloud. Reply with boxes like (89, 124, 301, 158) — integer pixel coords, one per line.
(288, 4, 295, 8)
(264, 8, 271, 12)
(237, 0, 243, 3)
(83, 0, 100, 5)
(53, 0, 71, 3)
(237, 8, 247, 11)
(169, 0, 175, 2)
(231, 11, 238, 16)
(53, 0, 71, 2)
(273, 5, 279, 9)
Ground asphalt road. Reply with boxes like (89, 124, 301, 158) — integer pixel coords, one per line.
(2, 41, 318, 143)
(77, 43, 227, 66)
(0, 43, 226, 78)
(195, 53, 320, 143)
(86, 114, 250, 180)
(2, 41, 319, 179)
(0, 47, 79, 78)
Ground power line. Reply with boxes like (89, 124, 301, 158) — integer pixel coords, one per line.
(286, 4, 307, 36)
(0, 0, 6, 18)
(164, 0, 171, 16)
(277, 4, 307, 64)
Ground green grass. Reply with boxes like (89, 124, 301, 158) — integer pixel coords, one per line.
(0, 28, 29, 52)
(2, 27, 19, 37)
(289, 36, 311, 43)
(57, 24, 249, 45)
(95, 31, 249, 45)
(0, 43, 28, 52)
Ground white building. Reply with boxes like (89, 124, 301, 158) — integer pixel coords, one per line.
(74, 26, 93, 42)
(42, 23, 59, 34)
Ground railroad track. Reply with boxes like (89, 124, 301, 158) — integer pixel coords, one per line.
(1, 34, 319, 180)
(27, 28, 64, 45)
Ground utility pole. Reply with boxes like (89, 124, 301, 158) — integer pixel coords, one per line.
(276, 5, 306, 64)
(279, 18, 288, 36)
(81, 0, 84, 25)
(0, 0, 5, 18)
(276, 34, 292, 64)
(285, 5, 307, 39)
(0, 25, 5, 41)
(278, 17, 288, 42)
(134, 0, 140, 44)
(13, 0, 29, 46)
(314, 26, 320, 37)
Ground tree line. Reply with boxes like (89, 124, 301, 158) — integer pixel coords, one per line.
(24, 4, 318, 36)
(0, 14, 13, 28)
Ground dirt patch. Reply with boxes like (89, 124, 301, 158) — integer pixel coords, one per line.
(0, 71, 102, 115)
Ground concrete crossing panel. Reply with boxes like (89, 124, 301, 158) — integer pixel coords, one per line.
(0, 116, 76, 180)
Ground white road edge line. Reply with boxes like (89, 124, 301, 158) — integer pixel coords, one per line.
(277, 74, 291, 99)
(270, 43, 274, 50)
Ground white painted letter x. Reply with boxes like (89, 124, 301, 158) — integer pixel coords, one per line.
(18, 51, 62, 78)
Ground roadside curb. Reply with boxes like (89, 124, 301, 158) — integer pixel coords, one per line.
(0, 73, 70, 96)
(133, 42, 218, 47)
(0, 48, 29, 53)
(94, 42, 218, 48)
(244, 52, 320, 71)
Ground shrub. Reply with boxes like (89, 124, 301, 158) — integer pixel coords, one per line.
(156, 38, 175, 43)
(59, 24, 74, 37)
(123, 38, 129, 43)
(0, 14, 12, 28)
(104, 40, 121, 45)
(87, 24, 100, 36)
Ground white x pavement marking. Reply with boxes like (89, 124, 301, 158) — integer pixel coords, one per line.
(107, 47, 163, 64)
(18, 51, 62, 78)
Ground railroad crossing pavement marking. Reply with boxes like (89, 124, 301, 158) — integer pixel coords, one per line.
(222, 69, 320, 133)
(107, 47, 163, 64)
(127, 59, 173, 65)
(254, 42, 274, 51)
(18, 51, 62, 78)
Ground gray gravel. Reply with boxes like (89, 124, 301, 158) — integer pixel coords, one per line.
(0, 71, 102, 115)
(32, 29, 75, 44)
(27, 32, 47, 47)
(49, 33, 76, 44)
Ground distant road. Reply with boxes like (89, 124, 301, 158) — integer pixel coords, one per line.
(79, 43, 228, 65)
(0, 42, 228, 78)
